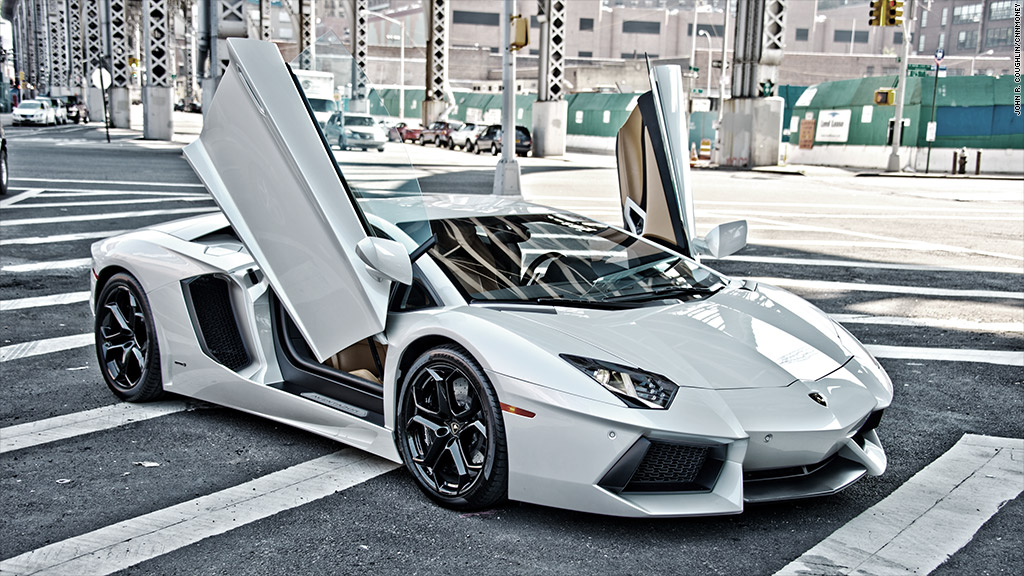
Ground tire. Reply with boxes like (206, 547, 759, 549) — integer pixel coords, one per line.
(377, 146, 385, 152)
(396, 345, 508, 511)
(491, 143, 498, 156)
(448, 138, 455, 150)
(475, 143, 482, 155)
(465, 140, 473, 153)
(1, 148, 8, 196)
(94, 273, 164, 402)
(338, 136, 345, 150)
(419, 136, 426, 146)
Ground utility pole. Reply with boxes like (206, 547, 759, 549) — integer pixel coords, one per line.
(493, 0, 522, 195)
(887, 0, 913, 172)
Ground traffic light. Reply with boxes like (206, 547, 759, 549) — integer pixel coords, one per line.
(874, 89, 895, 105)
(883, 0, 904, 27)
(868, 0, 883, 26)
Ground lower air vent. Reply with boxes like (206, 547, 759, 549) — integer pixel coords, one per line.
(600, 438, 726, 494)
(184, 275, 250, 371)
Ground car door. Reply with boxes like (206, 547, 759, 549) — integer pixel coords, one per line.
(183, 38, 408, 362)
(615, 64, 699, 257)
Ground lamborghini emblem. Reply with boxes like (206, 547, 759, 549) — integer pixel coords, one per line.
(809, 392, 828, 407)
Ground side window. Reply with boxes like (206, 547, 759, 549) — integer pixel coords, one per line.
(389, 278, 438, 312)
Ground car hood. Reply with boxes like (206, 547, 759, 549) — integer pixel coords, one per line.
(485, 285, 852, 390)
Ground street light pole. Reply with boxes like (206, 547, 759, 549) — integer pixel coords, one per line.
(887, 0, 915, 172)
(699, 30, 712, 95)
(361, 9, 406, 120)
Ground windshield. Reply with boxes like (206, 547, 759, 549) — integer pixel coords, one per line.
(307, 98, 337, 113)
(20, 101, 41, 109)
(405, 213, 725, 304)
(345, 116, 375, 126)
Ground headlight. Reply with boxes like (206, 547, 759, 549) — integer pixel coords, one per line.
(345, 129, 355, 137)
(561, 354, 678, 409)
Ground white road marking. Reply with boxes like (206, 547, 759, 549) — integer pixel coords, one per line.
(1, 258, 91, 273)
(0, 450, 399, 576)
(742, 238, 1024, 256)
(0, 230, 127, 246)
(32, 189, 207, 197)
(775, 434, 1024, 576)
(831, 313, 1022, 334)
(743, 215, 1024, 262)
(696, 199, 1012, 214)
(0, 402, 189, 454)
(0, 333, 93, 363)
(11, 177, 205, 188)
(717, 254, 1022, 275)
(0, 206, 218, 227)
(0, 291, 90, 311)
(0, 189, 44, 208)
(752, 276, 1024, 300)
(706, 209, 1021, 221)
(5, 196, 214, 209)
(866, 345, 1024, 366)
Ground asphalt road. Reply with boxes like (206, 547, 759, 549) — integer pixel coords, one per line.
(1, 121, 1021, 576)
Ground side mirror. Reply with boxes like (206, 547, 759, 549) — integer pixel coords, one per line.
(355, 237, 413, 285)
(692, 220, 747, 259)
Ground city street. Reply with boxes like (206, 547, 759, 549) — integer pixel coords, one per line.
(1, 121, 1021, 575)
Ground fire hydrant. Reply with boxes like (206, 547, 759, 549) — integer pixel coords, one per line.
(957, 147, 968, 174)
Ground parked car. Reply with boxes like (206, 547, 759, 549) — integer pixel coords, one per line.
(91, 38, 894, 518)
(390, 122, 422, 143)
(12, 99, 56, 126)
(448, 122, 486, 151)
(324, 111, 387, 152)
(63, 96, 90, 124)
(476, 124, 532, 157)
(42, 97, 69, 124)
(1, 123, 8, 195)
(419, 120, 462, 147)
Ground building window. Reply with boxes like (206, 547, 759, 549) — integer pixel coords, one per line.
(834, 29, 852, 43)
(918, 33, 926, 52)
(952, 4, 982, 24)
(990, 1, 1014, 20)
(957, 30, 978, 49)
(622, 21, 660, 34)
(985, 27, 1012, 47)
(453, 11, 500, 26)
(921, 8, 928, 27)
(947, 68, 966, 77)
(579, 17, 594, 31)
(941, 7, 948, 26)
(854, 30, 869, 43)
(938, 32, 946, 49)
(795, 28, 809, 41)
(882, 66, 899, 75)
(688, 23, 725, 37)
(621, 52, 656, 59)
(529, 15, 539, 28)
(866, 65, 875, 75)
(578, 50, 593, 57)
(894, 31, 903, 44)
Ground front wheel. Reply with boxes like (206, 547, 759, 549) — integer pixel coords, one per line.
(94, 273, 164, 402)
(1, 148, 8, 195)
(396, 345, 508, 511)
(491, 143, 498, 156)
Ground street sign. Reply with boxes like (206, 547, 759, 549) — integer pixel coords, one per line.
(908, 63, 932, 70)
(688, 65, 699, 72)
(934, 47, 945, 62)
(91, 67, 112, 89)
(926, 121, 937, 142)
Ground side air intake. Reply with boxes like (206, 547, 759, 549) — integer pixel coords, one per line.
(183, 275, 251, 371)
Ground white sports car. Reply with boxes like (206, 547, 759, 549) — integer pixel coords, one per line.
(90, 38, 891, 517)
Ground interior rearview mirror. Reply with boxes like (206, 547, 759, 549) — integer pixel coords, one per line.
(355, 237, 413, 285)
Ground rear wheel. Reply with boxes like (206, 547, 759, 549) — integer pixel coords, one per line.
(465, 140, 473, 152)
(491, 143, 498, 156)
(94, 273, 163, 402)
(396, 345, 508, 511)
(419, 135, 426, 146)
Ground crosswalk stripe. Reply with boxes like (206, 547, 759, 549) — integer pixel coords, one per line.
(0, 334, 93, 363)
(4, 196, 214, 209)
(717, 254, 1022, 275)
(774, 434, 1023, 576)
(741, 237, 1024, 256)
(866, 344, 1024, 367)
(0, 402, 189, 454)
(0, 450, 399, 576)
(696, 199, 1011, 214)
(11, 177, 205, 188)
(831, 313, 1022, 334)
(0, 189, 44, 208)
(0, 291, 90, 311)
(706, 209, 1021, 221)
(0, 230, 127, 246)
(1, 258, 92, 273)
(752, 276, 1024, 300)
(0, 207, 218, 227)
(34, 189, 207, 197)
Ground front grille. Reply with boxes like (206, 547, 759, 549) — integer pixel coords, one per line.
(744, 454, 836, 482)
(608, 439, 726, 493)
(185, 275, 250, 371)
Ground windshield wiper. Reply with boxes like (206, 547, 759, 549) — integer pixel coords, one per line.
(604, 285, 718, 303)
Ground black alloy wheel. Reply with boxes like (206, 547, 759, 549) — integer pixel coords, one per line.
(397, 345, 508, 510)
(94, 273, 163, 402)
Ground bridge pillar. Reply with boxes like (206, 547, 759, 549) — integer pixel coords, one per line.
(107, 0, 132, 127)
(533, 0, 568, 157)
(82, 0, 105, 117)
(143, 0, 174, 139)
(422, 0, 449, 124)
